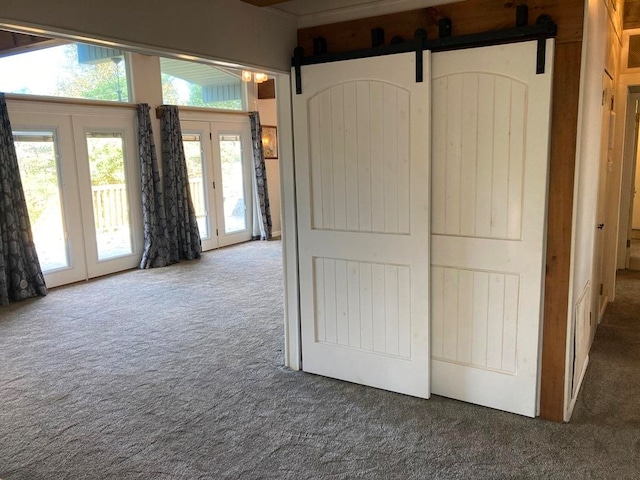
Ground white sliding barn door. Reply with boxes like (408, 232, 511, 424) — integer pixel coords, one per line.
(430, 40, 554, 417)
(292, 53, 431, 398)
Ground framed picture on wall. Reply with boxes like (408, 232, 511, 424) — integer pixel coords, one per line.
(262, 126, 278, 159)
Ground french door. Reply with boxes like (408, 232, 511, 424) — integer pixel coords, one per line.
(8, 101, 143, 288)
(181, 119, 253, 250)
(72, 115, 142, 278)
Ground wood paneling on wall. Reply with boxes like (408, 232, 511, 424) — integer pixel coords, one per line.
(297, 0, 584, 55)
(297, 0, 585, 422)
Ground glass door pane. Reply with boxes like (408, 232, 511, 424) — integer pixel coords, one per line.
(86, 132, 133, 260)
(182, 133, 209, 238)
(219, 133, 246, 233)
(14, 131, 69, 272)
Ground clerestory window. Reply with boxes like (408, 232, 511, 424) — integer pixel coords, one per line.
(0, 41, 129, 102)
(160, 57, 245, 111)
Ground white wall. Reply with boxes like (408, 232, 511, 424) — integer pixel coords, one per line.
(258, 98, 282, 237)
(0, 0, 297, 72)
(128, 53, 163, 152)
(564, 0, 609, 421)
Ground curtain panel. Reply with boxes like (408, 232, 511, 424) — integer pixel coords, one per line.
(0, 93, 47, 305)
(249, 112, 272, 241)
(159, 105, 201, 262)
(136, 104, 170, 269)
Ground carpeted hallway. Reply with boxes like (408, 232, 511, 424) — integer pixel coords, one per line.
(1, 240, 639, 479)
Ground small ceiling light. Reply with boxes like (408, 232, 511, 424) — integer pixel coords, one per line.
(254, 72, 268, 84)
(241, 70, 253, 82)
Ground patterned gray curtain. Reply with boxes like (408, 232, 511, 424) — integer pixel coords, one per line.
(249, 112, 272, 240)
(136, 104, 170, 269)
(0, 93, 47, 305)
(159, 105, 201, 262)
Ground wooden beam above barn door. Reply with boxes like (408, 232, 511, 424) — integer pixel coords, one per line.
(292, 7, 557, 94)
(240, 0, 290, 6)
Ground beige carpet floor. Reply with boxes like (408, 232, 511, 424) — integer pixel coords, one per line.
(0, 240, 639, 479)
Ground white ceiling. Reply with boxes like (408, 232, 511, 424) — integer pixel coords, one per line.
(267, 0, 458, 28)
(160, 58, 240, 86)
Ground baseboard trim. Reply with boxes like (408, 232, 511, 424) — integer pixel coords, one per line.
(598, 295, 608, 323)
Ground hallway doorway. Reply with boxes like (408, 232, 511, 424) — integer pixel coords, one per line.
(630, 230, 640, 270)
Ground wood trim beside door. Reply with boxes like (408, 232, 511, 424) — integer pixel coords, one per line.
(540, 41, 583, 422)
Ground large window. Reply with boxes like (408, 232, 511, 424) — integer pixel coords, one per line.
(161, 57, 245, 110)
(0, 42, 129, 102)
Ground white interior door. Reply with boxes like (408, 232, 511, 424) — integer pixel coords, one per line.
(594, 73, 614, 320)
(293, 52, 431, 398)
(632, 137, 640, 230)
(627, 103, 640, 267)
(430, 40, 554, 417)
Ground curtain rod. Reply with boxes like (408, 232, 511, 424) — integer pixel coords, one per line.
(3, 93, 138, 109)
(155, 105, 252, 119)
(2, 94, 254, 119)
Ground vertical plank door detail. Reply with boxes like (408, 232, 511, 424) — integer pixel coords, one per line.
(432, 73, 526, 240)
(431, 266, 519, 373)
(431, 41, 554, 417)
(309, 82, 411, 235)
(313, 257, 412, 358)
(294, 53, 431, 399)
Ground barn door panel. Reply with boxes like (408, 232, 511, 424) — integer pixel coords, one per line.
(292, 53, 431, 398)
(430, 40, 554, 417)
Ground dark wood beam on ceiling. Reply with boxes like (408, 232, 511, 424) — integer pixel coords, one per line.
(241, 0, 290, 6)
(0, 30, 60, 58)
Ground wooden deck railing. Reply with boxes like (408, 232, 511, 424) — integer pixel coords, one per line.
(92, 179, 205, 232)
